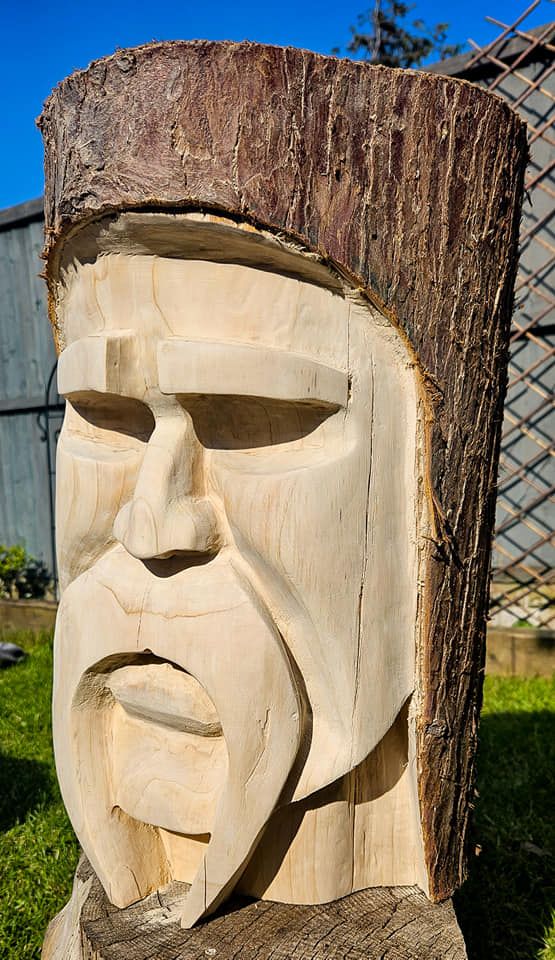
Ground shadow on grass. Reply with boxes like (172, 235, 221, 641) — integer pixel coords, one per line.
(0, 753, 54, 830)
(455, 710, 554, 960)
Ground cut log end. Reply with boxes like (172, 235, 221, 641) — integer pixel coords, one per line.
(43, 856, 467, 960)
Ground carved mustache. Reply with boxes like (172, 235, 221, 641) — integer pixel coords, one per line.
(52, 546, 301, 927)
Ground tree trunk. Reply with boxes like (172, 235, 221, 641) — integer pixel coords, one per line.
(39, 40, 527, 902)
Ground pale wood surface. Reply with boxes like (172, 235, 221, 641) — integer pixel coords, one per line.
(42, 857, 467, 960)
(51, 228, 425, 925)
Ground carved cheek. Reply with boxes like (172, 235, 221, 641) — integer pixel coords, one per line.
(215, 451, 365, 577)
(205, 441, 368, 710)
(56, 430, 143, 589)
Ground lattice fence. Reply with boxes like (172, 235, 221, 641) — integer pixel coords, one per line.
(439, 4, 554, 629)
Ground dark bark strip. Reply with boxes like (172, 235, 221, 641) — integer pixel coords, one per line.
(39, 41, 527, 901)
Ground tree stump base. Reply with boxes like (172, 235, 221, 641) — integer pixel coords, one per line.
(43, 856, 467, 960)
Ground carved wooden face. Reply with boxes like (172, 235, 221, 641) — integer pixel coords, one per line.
(52, 217, 420, 926)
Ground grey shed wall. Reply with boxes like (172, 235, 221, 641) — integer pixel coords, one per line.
(0, 199, 63, 575)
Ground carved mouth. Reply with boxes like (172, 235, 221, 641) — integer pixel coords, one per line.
(104, 656, 228, 842)
(106, 660, 223, 737)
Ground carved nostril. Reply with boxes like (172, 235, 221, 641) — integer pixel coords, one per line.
(171, 499, 221, 557)
(113, 498, 160, 560)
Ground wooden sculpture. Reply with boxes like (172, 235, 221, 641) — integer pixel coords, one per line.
(39, 42, 526, 958)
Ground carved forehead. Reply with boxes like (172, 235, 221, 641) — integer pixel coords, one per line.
(60, 254, 351, 369)
(56, 212, 360, 367)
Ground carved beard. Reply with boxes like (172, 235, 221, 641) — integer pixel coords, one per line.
(52, 546, 301, 928)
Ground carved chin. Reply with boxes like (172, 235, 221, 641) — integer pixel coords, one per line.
(52, 548, 301, 927)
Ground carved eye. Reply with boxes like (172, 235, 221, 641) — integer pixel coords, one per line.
(66, 393, 155, 444)
(180, 396, 338, 450)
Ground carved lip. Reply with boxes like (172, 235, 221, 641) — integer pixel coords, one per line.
(106, 660, 223, 738)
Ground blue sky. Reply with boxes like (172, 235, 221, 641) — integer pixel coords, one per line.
(1, 0, 551, 209)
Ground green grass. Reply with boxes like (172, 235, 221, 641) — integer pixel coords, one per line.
(0, 631, 79, 959)
(0, 631, 553, 959)
(455, 676, 555, 960)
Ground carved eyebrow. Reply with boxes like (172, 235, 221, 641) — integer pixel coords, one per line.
(157, 339, 348, 407)
(57, 333, 143, 397)
(57, 335, 349, 408)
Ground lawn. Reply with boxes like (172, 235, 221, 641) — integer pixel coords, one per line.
(455, 674, 554, 960)
(0, 630, 553, 959)
(0, 631, 79, 960)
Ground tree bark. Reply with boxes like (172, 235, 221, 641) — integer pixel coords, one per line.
(38, 41, 527, 900)
(43, 856, 467, 960)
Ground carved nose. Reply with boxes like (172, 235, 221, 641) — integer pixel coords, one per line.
(113, 412, 219, 561)
(113, 496, 219, 560)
